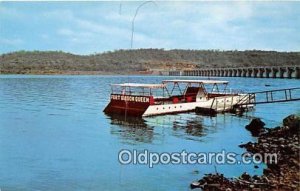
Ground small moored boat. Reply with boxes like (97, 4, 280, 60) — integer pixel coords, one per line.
(104, 79, 253, 117)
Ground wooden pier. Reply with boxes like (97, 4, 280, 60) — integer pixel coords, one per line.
(202, 87, 300, 115)
(168, 66, 300, 79)
(235, 87, 300, 106)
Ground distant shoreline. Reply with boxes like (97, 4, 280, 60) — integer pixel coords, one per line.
(1, 49, 299, 75)
(0, 71, 158, 75)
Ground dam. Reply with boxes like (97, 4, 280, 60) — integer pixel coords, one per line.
(168, 66, 300, 79)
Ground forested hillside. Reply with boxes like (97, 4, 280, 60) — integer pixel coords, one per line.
(0, 49, 299, 74)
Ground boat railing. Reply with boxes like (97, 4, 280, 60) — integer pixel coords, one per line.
(210, 93, 255, 112)
(210, 95, 235, 112)
(111, 91, 166, 97)
(236, 93, 256, 106)
(153, 95, 186, 105)
(222, 89, 245, 94)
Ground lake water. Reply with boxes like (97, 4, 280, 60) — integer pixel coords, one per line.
(0, 75, 299, 191)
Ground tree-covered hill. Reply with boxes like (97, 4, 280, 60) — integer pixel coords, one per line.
(0, 49, 299, 74)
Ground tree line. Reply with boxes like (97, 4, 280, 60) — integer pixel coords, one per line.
(0, 49, 299, 74)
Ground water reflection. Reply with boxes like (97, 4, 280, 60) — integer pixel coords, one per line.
(107, 112, 219, 144)
(170, 114, 218, 141)
(173, 118, 205, 137)
(108, 114, 155, 144)
(1, 75, 299, 190)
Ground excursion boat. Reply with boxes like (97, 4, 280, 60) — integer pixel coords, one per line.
(104, 79, 253, 117)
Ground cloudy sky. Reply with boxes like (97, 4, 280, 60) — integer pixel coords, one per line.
(0, 1, 299, 55)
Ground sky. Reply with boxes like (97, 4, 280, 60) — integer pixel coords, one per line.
(0, 1, 299, 55)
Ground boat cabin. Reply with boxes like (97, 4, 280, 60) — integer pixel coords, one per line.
(104, 79, 243, 117)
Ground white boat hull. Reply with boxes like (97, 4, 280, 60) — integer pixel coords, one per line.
(143, 94, 251, 116)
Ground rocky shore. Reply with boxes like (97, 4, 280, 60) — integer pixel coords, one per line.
(191, 114, 300, 191)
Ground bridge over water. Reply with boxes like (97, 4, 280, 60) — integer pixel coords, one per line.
(168, 66, 300, 79)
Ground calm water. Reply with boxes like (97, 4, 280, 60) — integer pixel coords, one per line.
(0, 75, 299, 191)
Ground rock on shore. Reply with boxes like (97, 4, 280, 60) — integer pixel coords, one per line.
(245, 118, 266, 136)
(191, 114, 300, 191)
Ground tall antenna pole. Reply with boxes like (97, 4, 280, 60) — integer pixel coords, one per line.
(131, 1, 157, 49)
